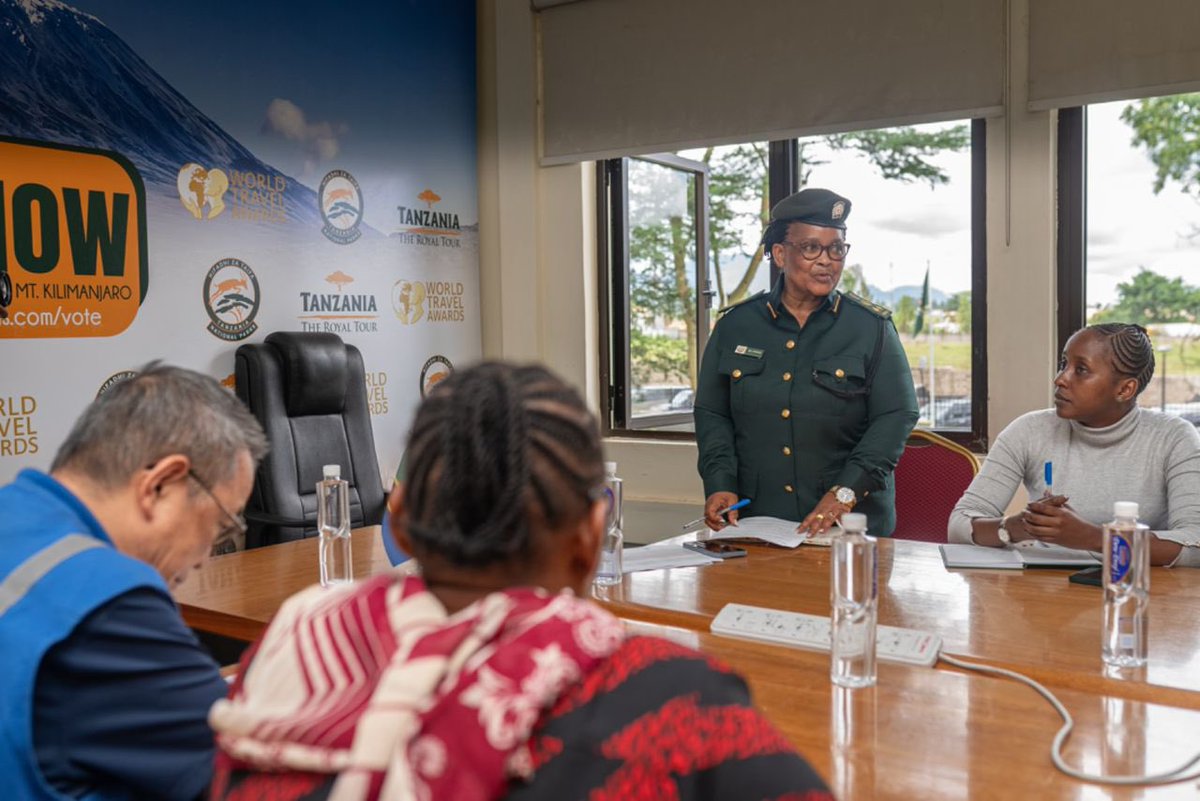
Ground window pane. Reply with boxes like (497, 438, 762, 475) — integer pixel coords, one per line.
(1087, 96, 1200, 424)
(677, 143, 773, 323)
(797, 121, 974, 430)
(627, 158, 699, 426)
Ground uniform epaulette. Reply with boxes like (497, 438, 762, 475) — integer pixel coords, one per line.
(716, 290, 767, 317)
(841, 292, 893, 319)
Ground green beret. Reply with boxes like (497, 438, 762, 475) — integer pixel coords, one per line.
(769, 188, 851, 230)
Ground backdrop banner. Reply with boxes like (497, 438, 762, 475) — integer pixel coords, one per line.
(0, 0, 479, 486)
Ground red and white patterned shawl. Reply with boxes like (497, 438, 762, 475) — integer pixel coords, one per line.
(209, 574, 626, 801)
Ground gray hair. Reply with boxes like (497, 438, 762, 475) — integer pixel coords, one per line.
(50, 363, 268, 488)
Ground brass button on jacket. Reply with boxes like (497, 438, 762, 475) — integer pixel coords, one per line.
(783, 372, 792, 381)
(784, 484, 794, 493)
(785, 340, 796, 350)
(732, 368, 743, 379)
(781, 409, 791, 419)
(835, 368, 846, 379)
(782, 446, 792, 456)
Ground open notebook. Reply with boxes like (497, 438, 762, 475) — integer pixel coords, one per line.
(939, 543, 1101, 569)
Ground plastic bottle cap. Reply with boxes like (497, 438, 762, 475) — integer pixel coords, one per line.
(839, 512, 868, 533)
(604, 461, 617, 477)
(323, 464, 342, 480)
(1113, 501, 1138, 518)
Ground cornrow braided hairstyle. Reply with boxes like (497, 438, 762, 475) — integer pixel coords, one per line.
(403, 362, 605, 567)
(1085, 322, 1156, 395)
(760, 219, 792, 267)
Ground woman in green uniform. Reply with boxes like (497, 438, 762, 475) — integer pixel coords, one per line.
(694, 188, 918, 537)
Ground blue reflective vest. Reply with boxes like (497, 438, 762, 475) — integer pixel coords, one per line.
(0, 470, 165, 801)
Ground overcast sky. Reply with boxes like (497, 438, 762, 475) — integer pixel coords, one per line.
(681, 101, 1200, 307)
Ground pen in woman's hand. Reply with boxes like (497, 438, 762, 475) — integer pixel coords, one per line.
(682, 498, 750, 531)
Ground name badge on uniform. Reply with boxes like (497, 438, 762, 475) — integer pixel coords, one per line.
(734, 345, 764, 359)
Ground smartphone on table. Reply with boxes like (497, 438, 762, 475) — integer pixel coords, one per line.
(683, 541, 748, 559)
(1069, 566, 1103, 587)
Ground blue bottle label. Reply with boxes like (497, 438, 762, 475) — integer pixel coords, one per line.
(1110, 535, 1132, 583)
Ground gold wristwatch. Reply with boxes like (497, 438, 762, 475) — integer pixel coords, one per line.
(832, 486, 857, 508)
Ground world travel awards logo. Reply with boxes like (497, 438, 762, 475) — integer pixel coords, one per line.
(394, 189, 460, 247)
(0, 394, 38, 457)
(177, 163, 288, 223)
(391, 280, 465, 325)
(319, 170, 363, 244)
(203, 258, 261, 341)
(365, 370, 389, 416)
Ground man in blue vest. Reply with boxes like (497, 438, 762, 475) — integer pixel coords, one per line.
(0, 364, 268, 801)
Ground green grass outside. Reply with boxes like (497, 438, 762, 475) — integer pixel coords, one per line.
(899, 338, 972, 371)
(899, 336, 1200, 380)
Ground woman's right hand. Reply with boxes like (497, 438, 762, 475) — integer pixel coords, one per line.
(705, 491, 741, 530)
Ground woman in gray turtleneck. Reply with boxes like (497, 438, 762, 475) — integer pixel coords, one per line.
(949, 323, 1200, 567)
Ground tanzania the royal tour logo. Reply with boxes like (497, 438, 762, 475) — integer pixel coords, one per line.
(391, 279, 465, 325)
(420, 356, 453, 398)
(394, 189, 460, 247)
(1, 138, 148, 339)
(319, 170, 363, 244)
(203, 258, 260, 341)
(96, 370, 137, 398)
(365, 370, 389, 416)
(299, 270, 378, 334)
(177, 163, 288, 224)
(0, 394, 38, 457)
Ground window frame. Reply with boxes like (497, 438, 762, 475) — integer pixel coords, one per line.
(1056, 107, 1087, 360)
(600, 123, 989, 450)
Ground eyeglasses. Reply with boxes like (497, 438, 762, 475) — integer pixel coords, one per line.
(781, 240, 851, 261)
(188, 469, 247, 549)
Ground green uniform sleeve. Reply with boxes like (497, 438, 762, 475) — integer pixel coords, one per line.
(834, 319, 919, 496)
(694, 321, 738, 497)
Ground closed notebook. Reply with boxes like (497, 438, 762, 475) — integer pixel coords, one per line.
(939, 543, 1100, 569)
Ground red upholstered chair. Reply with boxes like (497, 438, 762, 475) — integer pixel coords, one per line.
(891, 429, 981, 542)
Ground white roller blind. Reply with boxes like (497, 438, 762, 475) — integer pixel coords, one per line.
(538, 0, 1005, 165)
(1029, 0, 1200, 110)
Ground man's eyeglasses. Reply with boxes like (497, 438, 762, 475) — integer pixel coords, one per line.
(782, 240, 851, 261)
(188, 470, 247, 549)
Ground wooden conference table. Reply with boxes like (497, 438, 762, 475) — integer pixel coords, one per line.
(175, 527, 1200, 798)
(603, 534, 1200, 708)
(629, 620, 1200, 801)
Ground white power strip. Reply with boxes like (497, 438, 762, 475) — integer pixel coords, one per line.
(710, 602, 942, 667)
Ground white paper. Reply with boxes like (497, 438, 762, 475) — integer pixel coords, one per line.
(707, 516, 807, 548)
(1015, 542, 1100, 567)
(939, 544, 1024, 569)
(622, 545, 721, 573)
(939, 543, 1100, 569)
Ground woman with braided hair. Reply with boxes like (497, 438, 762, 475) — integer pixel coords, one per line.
(950, 323, 1200, 566)
(209, 362, 832, 801)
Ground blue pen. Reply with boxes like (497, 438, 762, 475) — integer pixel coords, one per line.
(1044, 461, 1053, 494)
(681, 498, 751, 531)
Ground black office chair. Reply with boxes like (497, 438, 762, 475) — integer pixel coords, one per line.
(234, 332, 385, 548)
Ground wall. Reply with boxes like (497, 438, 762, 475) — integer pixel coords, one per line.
(479, 0, 1057, 542)
(0, 0, 480, 484)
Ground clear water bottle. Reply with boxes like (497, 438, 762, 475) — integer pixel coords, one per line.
(593, 461, 623, 586)
(1102, 501, 1149, 667)
(317, 464, 353, 587)
(831, 512, 877, 688)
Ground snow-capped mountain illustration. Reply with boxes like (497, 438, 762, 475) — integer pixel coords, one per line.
(0, 0, 337, 229)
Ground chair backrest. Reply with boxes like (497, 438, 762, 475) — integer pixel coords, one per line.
(892, 429, 980, 543)
(235, 332, 385, 547)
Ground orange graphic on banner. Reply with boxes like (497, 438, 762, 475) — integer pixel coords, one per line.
(0, 137, 148, 339)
